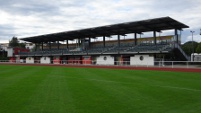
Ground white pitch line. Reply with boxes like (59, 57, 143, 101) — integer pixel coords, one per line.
(65, 76, 134, 84)
(64, 76, 201, 92)
(153, 85, 201, 92)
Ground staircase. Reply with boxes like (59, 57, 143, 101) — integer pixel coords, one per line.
(174, 43, 190, 61)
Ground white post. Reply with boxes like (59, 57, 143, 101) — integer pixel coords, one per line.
(172, 61, 174, 68)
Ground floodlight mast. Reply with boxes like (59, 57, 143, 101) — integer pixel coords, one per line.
(190, 31, 195, 61)
(200, 29, 201, 35)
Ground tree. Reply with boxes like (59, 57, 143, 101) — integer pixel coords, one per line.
(9, 37, 19, 47)
(9, 36, 26, 48)
(196, 42, 201, 53)
(181, 41, 198, 56)
(0, 50, 8, 60)
(19, 43, 26, 48)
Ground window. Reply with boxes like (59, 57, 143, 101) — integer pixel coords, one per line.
(103, 56, 107, 60)
(139, 56, 144, 61)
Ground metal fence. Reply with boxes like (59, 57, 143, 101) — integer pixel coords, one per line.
(154, 61, 201, 68)
(0, 60, 201, 68)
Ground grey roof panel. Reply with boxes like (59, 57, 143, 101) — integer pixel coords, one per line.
(20, 17, 189, 43)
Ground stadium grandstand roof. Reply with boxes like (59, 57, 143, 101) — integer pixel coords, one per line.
(20, 16, 189, 43)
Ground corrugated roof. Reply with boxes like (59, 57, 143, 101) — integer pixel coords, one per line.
(20, 17, 189, 43)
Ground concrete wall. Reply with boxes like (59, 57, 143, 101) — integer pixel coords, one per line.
(130, 55, 154, 66)
(26, 57, 34, 63)
(96, 55, 114, 65)
(40, 57, 51, 64)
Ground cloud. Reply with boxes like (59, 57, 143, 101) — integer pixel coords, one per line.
(0, 0, 201, 43)
(185, 35, 201, 43)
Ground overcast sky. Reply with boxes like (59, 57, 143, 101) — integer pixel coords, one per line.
(0, 0, 201, 43)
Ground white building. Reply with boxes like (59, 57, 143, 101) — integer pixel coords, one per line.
(130, 55, 154, 66)
(191, 53, 201, 61)
(0, 43, 9, 51)
(96, 55, 114, 65)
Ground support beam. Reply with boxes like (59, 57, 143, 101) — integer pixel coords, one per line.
(41, 42, 44, 50)
(175, 29, 178, 44)
(49, 42, 51, 50)
(57, 41, 60, 49)
(81, 38, 85, 50)
(153, 31, 156, 45)
(66, 40, 68, 49)
(118, 35, 120, 47)
(89, 38, 91, 48)
(134, 33, 137, 45)
(103, 36, 105, 47)
(78, 38, 80, 47)
(35, 43, 37, 51)
(77, 38, 81, 48)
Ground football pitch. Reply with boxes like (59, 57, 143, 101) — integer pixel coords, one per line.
(0, 65, 200, 113)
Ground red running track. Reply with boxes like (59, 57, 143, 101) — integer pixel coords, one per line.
(1, 63, 201, 73)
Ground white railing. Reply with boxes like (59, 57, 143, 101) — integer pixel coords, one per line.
(1, 60, 201, 68)
(154, 61, 201, 68)
(174, 43, 190, 61)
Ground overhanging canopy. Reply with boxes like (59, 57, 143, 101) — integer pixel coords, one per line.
(20, 16, 189, 43)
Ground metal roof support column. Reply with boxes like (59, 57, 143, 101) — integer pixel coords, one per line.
(57, 41, 60, 49)
(153, 31, 156, 45)
(89, 38, 91, 48)
(66, 40, 68, 49)
(77, 38, 81, 48)
(118, 35, 120, 47)
(49, 42, 51, 50)
(81, 39, 85, 50)
(75, 39, 78, 48)
(35, 43, 38, 51)
(134, 33, 137, 45)
(103, 36, 105, 47)
(41, 42, 44, 51)
(175, 29, 178, 44)
(78, 38, 80, 47)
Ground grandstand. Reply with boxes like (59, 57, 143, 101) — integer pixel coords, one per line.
(18, 17, 189, 66)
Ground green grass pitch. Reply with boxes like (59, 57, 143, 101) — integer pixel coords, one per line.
(0, 65, 201, 113)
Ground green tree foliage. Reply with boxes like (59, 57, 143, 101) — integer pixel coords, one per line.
(9, 37, 26, 48)
(0, 50, 8, 60)
(19, 43, 26, 48)
(9, 37, 19, 47)
(181, 41, 198, 56)
(196, 42, 201, 53)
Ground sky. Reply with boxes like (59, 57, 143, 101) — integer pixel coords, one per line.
(0, 0, 201, 43)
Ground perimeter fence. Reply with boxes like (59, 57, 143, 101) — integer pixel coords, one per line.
(0, 60, 201, 69)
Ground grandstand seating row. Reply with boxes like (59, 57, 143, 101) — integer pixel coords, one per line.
(19, 43, 172, 56)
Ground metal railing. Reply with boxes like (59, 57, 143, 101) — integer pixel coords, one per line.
(0, 60, 201, 68)
(174, 43, 190, 61)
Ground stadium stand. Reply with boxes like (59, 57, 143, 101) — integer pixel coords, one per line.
(17, 17, 189, 66)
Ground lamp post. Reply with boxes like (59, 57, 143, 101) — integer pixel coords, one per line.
(200, 29, 201, 35)
(190, 31, 195, 61)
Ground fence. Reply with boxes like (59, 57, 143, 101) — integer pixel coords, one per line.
(0, 60, 201, 68)
(154, 61, 201, 68)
